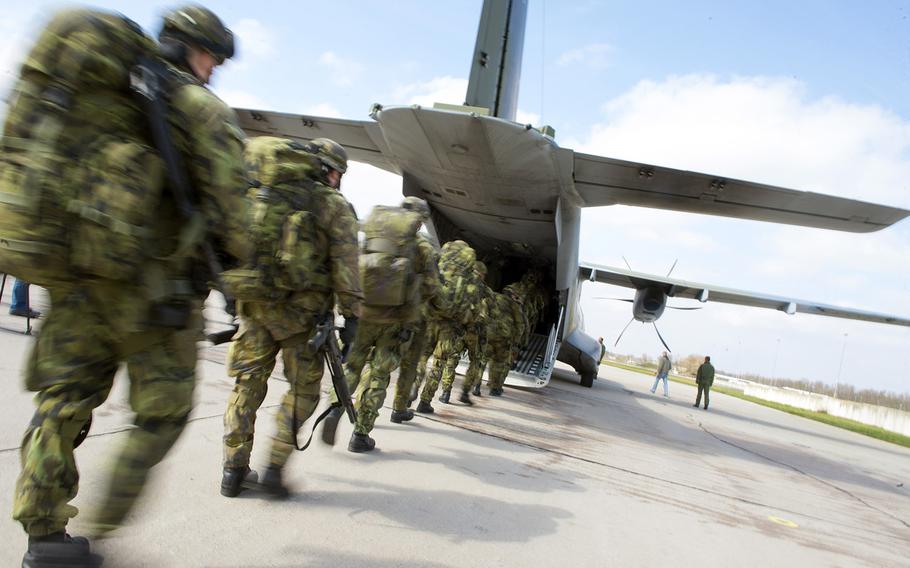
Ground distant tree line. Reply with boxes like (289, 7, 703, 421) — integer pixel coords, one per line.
(606, 351, 909, 412)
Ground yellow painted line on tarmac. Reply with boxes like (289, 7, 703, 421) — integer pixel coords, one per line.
(768, 516, 799, 528)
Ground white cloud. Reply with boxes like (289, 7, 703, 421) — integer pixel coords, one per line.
(215, 89, 268, 109)
(515, 109, 541, 126)
(341, 162, 403, 220)
(569, 74, 910, 206)
(557, 43, 612, 70)
(393, 76, 468, 107)
(232, 19, 275, 62)
(298, 102, 344, 119)
(318, 51, 365, 87)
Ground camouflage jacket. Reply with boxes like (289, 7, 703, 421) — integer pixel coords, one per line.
(242, 183, 362, 339)
(362, 233, 442, 324)
(146, 65, 251, 284)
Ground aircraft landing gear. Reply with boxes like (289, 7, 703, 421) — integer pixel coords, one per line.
(580, 371, 595, 388)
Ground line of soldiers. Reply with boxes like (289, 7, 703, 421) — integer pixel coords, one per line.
(4, 5, 545, 567)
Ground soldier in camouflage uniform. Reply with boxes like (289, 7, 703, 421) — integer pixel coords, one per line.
(417, 240, 482, 412)
(391, 235, 443, 424)
(459, 260, 493, 404)
(327, 198, 441, 452)
(221, 137, 361, 497)
(486, 289, 528, 396)
(10, 6, 248, 565)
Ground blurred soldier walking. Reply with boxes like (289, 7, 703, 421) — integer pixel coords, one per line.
(460, 261, 493, 403)
(486, 288, 528, 396)
(221, 137, 361, 497)
(416, 240, 482, 413)
(323, 197, 440, 452)
(390, 225, 446, 422)
(3, 6, 248, 566)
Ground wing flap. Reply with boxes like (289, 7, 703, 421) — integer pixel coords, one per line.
(573, 152, 909, 233)
(233, 109, 398, 174)
(579, 262, 910, 327)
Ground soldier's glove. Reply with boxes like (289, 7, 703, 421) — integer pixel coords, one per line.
(339, 316, 359, 361)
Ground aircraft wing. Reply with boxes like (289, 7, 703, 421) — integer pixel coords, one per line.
(578, 262, 910, 327)
(572, 151, 910, 233)
(233, 108, 399, 175)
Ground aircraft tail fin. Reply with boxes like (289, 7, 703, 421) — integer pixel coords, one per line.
(465, 0, 528, 121)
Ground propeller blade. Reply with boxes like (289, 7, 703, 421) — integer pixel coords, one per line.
(593, 297, 634, 302)
(614, 317, 636, 347)
(666, 258, 678, 277)
(652, 322, 672, 352)
(666, 305, 702, 310)
(622, 256, 633, 271)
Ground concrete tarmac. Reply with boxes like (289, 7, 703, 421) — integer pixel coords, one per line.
(0, 290, 908, 566)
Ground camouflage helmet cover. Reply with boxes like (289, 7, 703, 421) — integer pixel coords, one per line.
(307, 138, 348, 174)
(401, 196, 430, 221)
(161, 5, 235, 62)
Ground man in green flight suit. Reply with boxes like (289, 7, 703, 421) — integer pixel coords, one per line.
(220, 137, 362, 498)
(694, 356, 715, 410)
(10, 6, 249, 566)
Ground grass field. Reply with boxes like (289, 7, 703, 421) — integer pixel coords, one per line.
(604, 361, 910, 449)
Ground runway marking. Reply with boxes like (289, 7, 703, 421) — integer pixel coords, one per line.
(768, 516, 799, 528)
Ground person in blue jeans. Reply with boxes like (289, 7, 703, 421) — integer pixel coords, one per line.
(10, 279, 40, 318)
(650, 351, 671, 397)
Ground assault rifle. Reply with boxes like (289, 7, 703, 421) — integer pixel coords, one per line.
(129, 56, 238, 337)
(308, 315, 358, 426)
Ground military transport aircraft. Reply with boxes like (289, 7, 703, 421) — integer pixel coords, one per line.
(232, 0, 910, 389)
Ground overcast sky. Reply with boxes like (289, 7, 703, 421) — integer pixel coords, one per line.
(1, 1, 908, 393)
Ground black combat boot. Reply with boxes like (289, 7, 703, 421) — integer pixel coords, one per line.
(321, 405, 343, 446)
(23, 532, 97, 568)
(415, 400, 434, 414)
(258, 465, 289, 499)
(439, 389, 451, 404)
(489, 387, 503, 396)
(348, 432, 376, 453)
(220, 466, 258, 498)
(390, 409, 414, 423)
(471, 383, 481, 396)
(458, 391, 473, 405)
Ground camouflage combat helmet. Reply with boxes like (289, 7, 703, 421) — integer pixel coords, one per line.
(160, 5, 235, 63)
(307, 138, 348, 174)
(401, 196, 430, 221)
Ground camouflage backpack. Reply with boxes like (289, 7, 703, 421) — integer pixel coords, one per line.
(0, 9, 164, 286)
(221, 136, 328, 301)
(360, 205, 423, 307)
(432, 240, 479, 325)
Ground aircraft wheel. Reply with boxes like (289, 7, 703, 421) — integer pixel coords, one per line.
(580, 371, 595, 388)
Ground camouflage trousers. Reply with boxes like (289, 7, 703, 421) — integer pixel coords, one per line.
(420, 321, 466, 402)
(413, 321, 440, 396)
(342, 320, 407, 434)
(223, 317, 323, 469)
(13, 284, 200, 537)
(462, 327, 487, 392)
(486, 338, 513, 390)
(392, 319, 427, 411)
